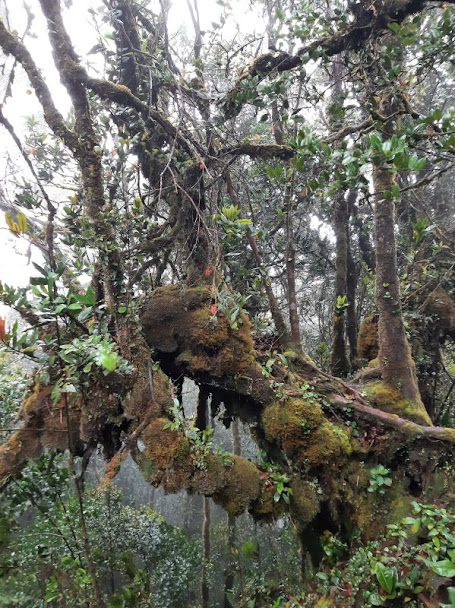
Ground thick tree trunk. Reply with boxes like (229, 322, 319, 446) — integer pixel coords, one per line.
(373, 140, 428, 420)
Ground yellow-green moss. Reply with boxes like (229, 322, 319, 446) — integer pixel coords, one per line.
(187, 308, 230, 348)
(362, 382, 432, 425)
(213, 456, 260, 516)
(350, 477, 413, 540)
(262, 399, 352, 467)
(304, 423, 352, 466)
(262, 398, 324, 449)
(142, 418, 191, 471)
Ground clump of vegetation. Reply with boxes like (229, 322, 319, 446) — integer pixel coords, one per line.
(0, 455, 200, 608)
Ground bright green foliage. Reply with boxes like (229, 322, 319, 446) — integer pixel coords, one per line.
(301, 501, 455, 607)
(368, 465, 393, 496)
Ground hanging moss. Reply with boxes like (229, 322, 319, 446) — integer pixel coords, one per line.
(212, 456, 261, 516)
(362, 382, 432, 425)
(18, 382, 52, 419)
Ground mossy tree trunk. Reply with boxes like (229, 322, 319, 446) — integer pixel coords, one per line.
(373, 94, 428, 419)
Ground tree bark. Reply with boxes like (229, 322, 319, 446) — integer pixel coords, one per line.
(223, 418, 240, 608)
(373, 97, 429, 421)
(285, 181, 303, 352)
(330, 190, 351, 377)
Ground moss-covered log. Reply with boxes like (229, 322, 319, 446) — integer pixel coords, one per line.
(1, 284, 455, 545)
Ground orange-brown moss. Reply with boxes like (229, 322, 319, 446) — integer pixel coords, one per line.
(0, 428, 43, 489)
(357, 315, 379, 361)
(362, 381, 432, 425)
(142, 418, 192, 484)
(213, 455, 260, 516)
(422, 286, 455, 331)
(18, 383, 52, 420)
(250, 483, 276, 520)
(98, 452, 128, 489)
(142, 285, 260, 381)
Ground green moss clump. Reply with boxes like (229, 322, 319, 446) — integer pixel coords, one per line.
(142, 285, 259, 381)
(362, 382, 432, 425)
(262, 398, 324, 450)
(262, 399, 352, 467)
(304, 423, 352, 466)
(189, 454, 226, 496)
(289, 479, 320, 524)
(213, 456, 260, 516)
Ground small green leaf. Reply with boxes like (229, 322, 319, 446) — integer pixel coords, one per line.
(97, 351, 118, 373)
(16, 212, 27, 233)
(375, 562, 397, 594)
(430, 560, 455, 578)
(67, 302, 82, 311)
